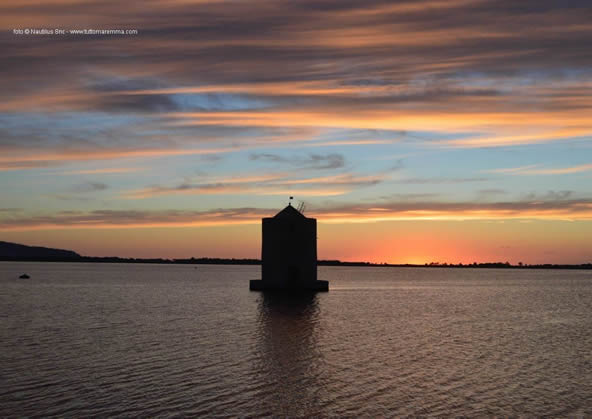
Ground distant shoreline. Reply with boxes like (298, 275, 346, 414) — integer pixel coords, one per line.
(1, 256, 591, 270)
(2, 240, 590, 270)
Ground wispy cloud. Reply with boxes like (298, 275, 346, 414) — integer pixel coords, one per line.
(70, 182, 108, 193)
(165, 109, 592, 149)
(308, 139, 393, 147)
(313, 198, 592, 223)
(276, 173, 383, 186)
(477, 189, 507, 196)
(0, 146, 239, 171)
(125, 171, 384, 199)
(394, 177, 489, 184)
(3, 196, 592, 231)
(59, 167, 143, 175)
(377, 193, 441, 201)
(488, 163, 592, 175)
(0, 160, 58, 171)
(486, 165, 540, 174)
(249, 153, 345, 170)
(0, 208, 267, 231)
(525, 164, 592, 175)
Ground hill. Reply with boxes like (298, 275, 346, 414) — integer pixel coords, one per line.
(0, 241, 81, 260)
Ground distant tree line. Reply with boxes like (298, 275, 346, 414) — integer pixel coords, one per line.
(2, 239, 590, 269)
(1, 255, 591, 269)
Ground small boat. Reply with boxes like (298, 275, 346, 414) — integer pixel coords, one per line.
(19, 274, 30, 279)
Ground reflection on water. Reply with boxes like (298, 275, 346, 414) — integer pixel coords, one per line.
(255, 293, 325, 416)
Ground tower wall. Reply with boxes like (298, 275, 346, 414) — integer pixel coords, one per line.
(261, 216, 317, 287)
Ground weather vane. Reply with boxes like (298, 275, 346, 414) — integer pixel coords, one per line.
(289, 196, 294, 206)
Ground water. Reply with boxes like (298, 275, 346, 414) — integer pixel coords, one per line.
(1, 262, 592, 416)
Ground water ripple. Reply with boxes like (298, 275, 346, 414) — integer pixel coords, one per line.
(1, 263, 592, 416)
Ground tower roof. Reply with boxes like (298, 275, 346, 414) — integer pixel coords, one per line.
(274, 204, 306, 219)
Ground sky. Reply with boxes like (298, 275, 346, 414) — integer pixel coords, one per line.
(1, 0, 591, 264)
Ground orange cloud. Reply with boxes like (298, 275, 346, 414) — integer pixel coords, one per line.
(165, 108, 592, 147)
(0, 147, 237, 171)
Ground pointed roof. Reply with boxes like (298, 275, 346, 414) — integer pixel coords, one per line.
(274, 204, 306, 219)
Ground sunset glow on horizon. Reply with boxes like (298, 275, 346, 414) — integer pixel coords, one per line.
(1, 0, 591, 264)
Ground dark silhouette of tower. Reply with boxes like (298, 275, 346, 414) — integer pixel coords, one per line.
(250, 203, 329, 292)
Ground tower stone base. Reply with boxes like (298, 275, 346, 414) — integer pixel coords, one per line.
(249, 279, 328, 292)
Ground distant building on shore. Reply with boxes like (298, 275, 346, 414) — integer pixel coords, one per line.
(249, 203, 329, 292)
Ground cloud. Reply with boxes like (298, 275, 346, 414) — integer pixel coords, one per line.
(0, 208, 267, 231)
(0, 145, 240, 171)
(394, 177, 489, 184)
(0, 160, 59, 171)
(164, 108, 592, 149)
(49, 194, 94, 202)
(308, 139, 393, 147)
(125, 171, 384, 198)
(89, 76, 271, 112)
(249, 152, 345, 169)
(70, 182, 108, 193)
(387, 159, 405, 172)
(521, 190, 574, 201)
(488, 163, 592, 175)
(59, 167, 143, 175)
(486, 164, 540, 174)
(0, 110, 329, 171)
(3, 196, 592, 231)
(1, 0, 592, 154)
(276, 173, 383, 186)
(477, 189, 507, 196)
(311, 197, 592, 223)
(531, 164, 592, 175)
(378, 193, 440, 201)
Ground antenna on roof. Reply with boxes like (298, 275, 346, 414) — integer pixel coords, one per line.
(297, 200, 306, 214)
(289, 196, 294, 206)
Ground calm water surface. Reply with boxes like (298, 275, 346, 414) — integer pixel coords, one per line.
(1, 262, 592, 416)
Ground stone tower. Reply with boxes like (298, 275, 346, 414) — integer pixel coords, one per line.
(250, 204, 329, 292)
